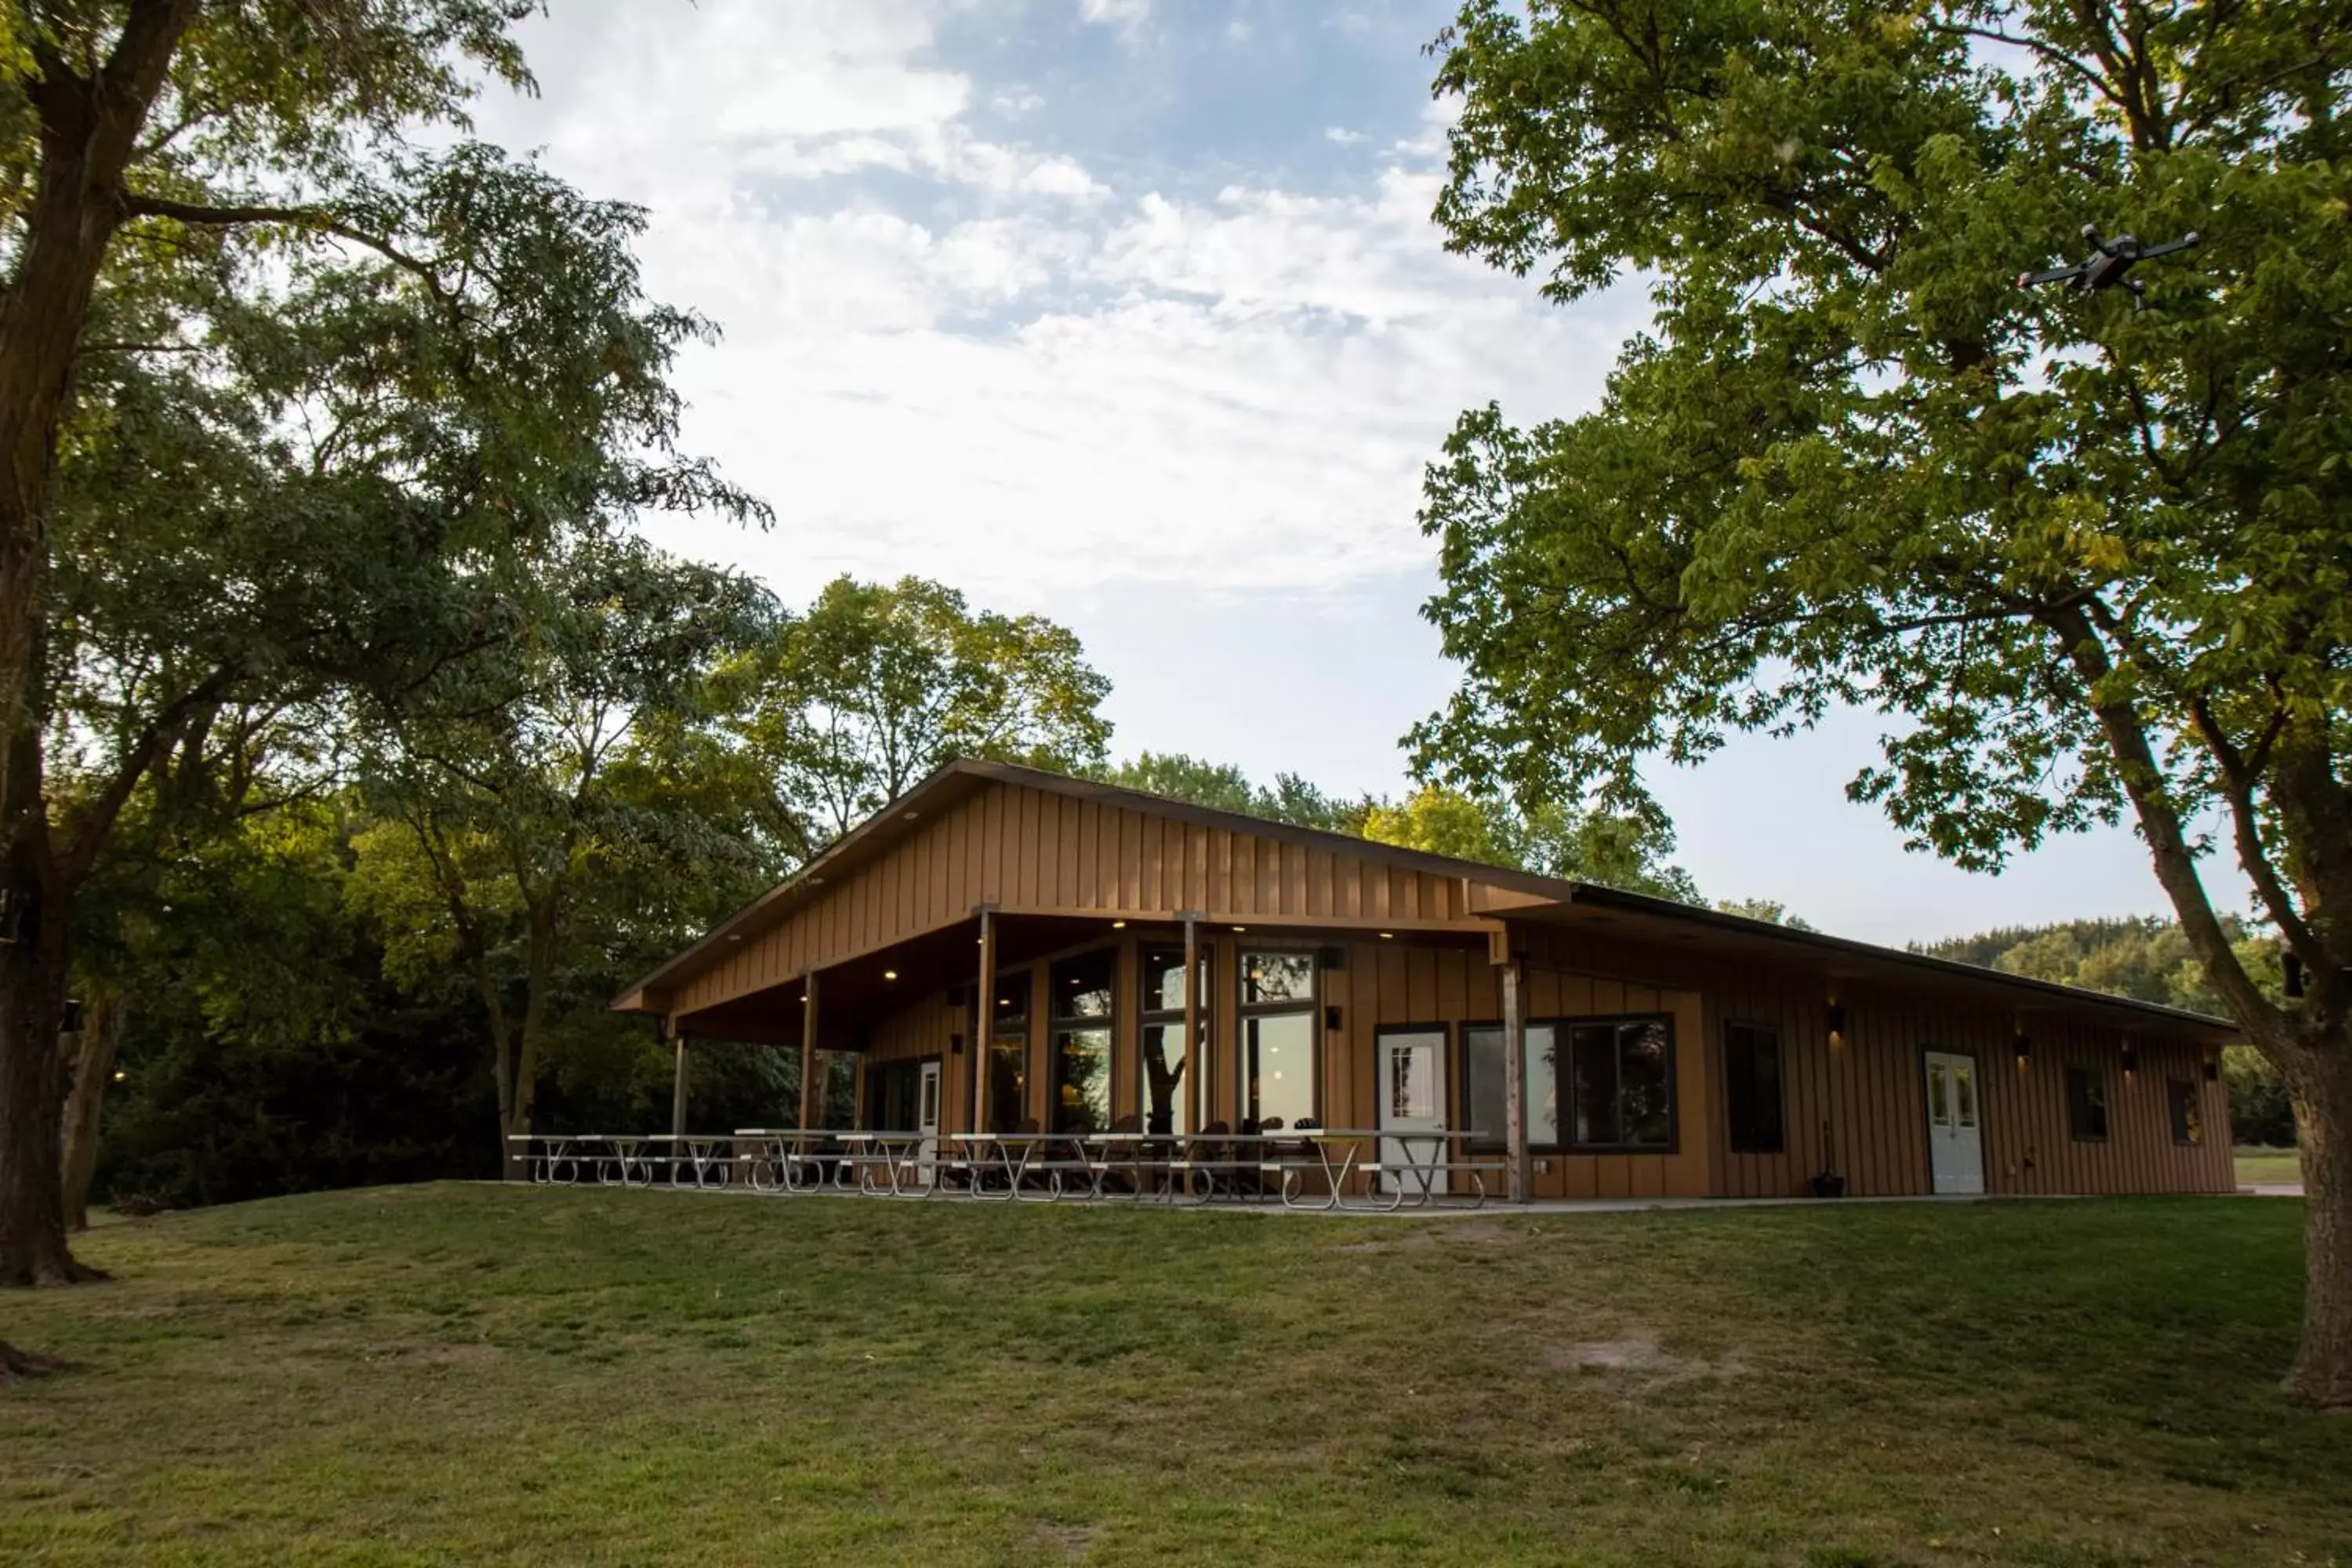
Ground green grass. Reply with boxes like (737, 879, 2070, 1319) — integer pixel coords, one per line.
(2235, 1146, 2303, 1187)
(3, 1187, 2347, 1566)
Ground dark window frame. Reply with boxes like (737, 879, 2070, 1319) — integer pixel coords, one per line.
(1047, 946, 1117, 1137)
(1529, 1012, 1680, 1155)
(1236, 947, 1320, 1128)
(1723, 1019, 1786, 1155)
(1137, 947, 1208, 1134)
(2167, 1076, 2204, 1146)
(1461, 1020, 1506, 1153)
(2065, 1064, 2111, 1144)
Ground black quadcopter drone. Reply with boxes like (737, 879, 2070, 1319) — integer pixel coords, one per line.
(2018, 223, 2200, 308)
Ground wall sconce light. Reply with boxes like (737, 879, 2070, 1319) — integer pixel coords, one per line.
(1323, 1004, 1342, 1033)
(2285, 953, 2306, 999)
(949, 1032, 964, 1056)
(2204, 1053, 2220, 1083)
(2013, 1032, 2031, 1066)
(2120, 1044, 2140, 1076)
(1825, 1003, 1847, 1042)
(60, 998, 84, 1034)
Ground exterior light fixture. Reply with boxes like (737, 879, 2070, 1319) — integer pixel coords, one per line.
(1379, 931, 1394, 939)
(2120, 1044, 2140, 1076)
(111, 1069, 127, 1083)
(883, 970, 898, 982)
(2204, 1052, 2220, 1083)
(902, 810, 918, 820)
(1111, 920, 1127, 929)
(727, 934, 743, 942)
(1825, 1003, 1848, 1040)
(1232, 924, 1247, 933)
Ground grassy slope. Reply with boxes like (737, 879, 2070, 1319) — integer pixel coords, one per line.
(3, 1187, 2348, 1567)
(2234, 1148, 2303, 1187)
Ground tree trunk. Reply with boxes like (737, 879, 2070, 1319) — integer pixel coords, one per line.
(2285, 1040, 2352, 1406)
(59, 993, 124, 1232)
(0, 6, 199, 1291)
(0, 884, 93, 1285)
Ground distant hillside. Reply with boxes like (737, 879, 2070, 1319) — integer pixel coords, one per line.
(1913, 916, 2291, 1145)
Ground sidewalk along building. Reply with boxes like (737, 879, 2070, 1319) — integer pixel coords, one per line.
(612, 760, 2238, 1200)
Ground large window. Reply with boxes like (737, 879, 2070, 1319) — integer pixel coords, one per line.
(1527, 1016, 1674, 1150)
(1724, 1022, 1784, 1154)
(2169, 1078, 2204, 1145)
(2066, 1065, 2110, 1142)
(1049, 949, 1115, 1134)
(986, 970, 1031, 1134)
(1138, 948, 1206, 1136)
(1239, 950, 1316, 1129)
(1462, 1025, 1508, 1152)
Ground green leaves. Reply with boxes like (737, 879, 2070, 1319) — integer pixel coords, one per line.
(1416, 1, 2352, 1022)
(730, 576, 1115, 850)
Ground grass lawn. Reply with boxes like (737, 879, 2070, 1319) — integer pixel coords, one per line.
(2235, 1147, 2303, 1187)
(4, 1188, 2349, 1566)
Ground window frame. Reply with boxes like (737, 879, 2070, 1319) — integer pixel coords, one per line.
(1236, 946, 1320, 1129)
(2167, 1076, 2204, 1146)
(1460, 1020, 1507, 1153)
(2064, 1064, 2111, 1144)
(1722, 1018, 1786, 1156)
(1529, 1012, 1680, 1155)
(1136, 946, 1207, 1135)
(1047, 946, 1116, 1136)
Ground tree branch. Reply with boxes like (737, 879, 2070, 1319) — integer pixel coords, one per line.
(118, 194, 451, 303)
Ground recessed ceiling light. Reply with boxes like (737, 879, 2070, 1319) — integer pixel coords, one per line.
(1379, 931, 1394, 939)
(1232, 924, 1247, 932)
(902, 810, 918, 820)
(1111, 920, 1127, 929)
(884, 970, 898, 981)
(727, 934, 743, 942)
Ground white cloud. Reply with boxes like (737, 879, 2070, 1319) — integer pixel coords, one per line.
(1324, 125, 1367, 145)
(468, 0, 1644, 608)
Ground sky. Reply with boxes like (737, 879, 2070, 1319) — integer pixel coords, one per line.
(460, 0, 2248, 946)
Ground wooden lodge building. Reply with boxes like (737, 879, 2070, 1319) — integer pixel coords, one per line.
(614, 760, 2239, 1202)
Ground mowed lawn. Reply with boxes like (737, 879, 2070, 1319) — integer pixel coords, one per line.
(2235, 1147, 2304, 1187)
(4, 1188, 2350, 1566)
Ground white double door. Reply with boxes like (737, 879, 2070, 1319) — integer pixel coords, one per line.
(1377, 1029, 1449, 1196)
(1922, 1049, 1984, 1196)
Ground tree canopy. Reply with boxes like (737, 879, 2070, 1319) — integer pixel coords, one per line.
(1416, 0, 2352, 1400)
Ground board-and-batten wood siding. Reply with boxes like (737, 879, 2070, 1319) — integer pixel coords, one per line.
(673, 780, 1483, 1015)
(1694, 970, 2234, 1198)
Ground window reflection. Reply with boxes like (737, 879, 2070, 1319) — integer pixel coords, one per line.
(988, 969, 1031, 1134)
(1050, 950, 1116, 1134)
(1138, 949, 1205, 1136)
(1238, 950, 1316, 1129)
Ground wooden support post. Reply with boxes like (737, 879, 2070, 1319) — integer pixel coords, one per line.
(974, 909, 996, 1136)
(670, 1029, 690, 1141)
(799, 970, 822, 1131)
(1501, 959, 1528, 1205)
(1181, 914, 1201, 1134)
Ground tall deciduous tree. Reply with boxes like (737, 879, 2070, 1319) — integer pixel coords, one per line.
(733, 576, 1112, 851)
(1415, 0, 2352, 1399)
(350, 532, 774, 1167)
(0, 2, 747, 1301)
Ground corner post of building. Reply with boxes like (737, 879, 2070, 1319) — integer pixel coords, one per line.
(798, 969, 822, 1131)
(1181, 913, 1202, 1134)
(668, 1022, 690, 1142)
(973, 906, 997, 1137)
(1500, 950, 1528, 1205)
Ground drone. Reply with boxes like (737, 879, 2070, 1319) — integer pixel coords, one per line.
(2018, 223, 2200, 309)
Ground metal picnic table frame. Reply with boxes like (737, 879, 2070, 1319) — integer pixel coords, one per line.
(506, 1126, 1504, 1210)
